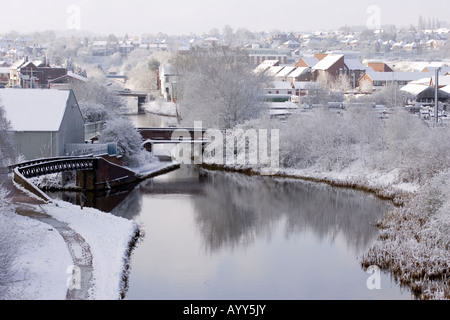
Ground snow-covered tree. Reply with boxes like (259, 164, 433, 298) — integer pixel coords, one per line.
(0, 102, 16, 167)
(98, 117, 143, 167)
(175, 47, 269, 129)
(70, 81, 125, 122)
(0, 102, 18, 299)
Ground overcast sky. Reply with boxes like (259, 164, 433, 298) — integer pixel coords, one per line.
(2, 0, 449, 36)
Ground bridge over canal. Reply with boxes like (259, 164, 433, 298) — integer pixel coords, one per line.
(10, 127, 211, 202)
(137, 127, 209, 154)
(11, 155, 139, 202)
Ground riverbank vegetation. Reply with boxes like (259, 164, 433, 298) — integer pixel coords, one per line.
(201, 103, 450, 299)
(172, 61, 450, 299)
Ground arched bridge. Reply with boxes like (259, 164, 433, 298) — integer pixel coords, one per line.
(14, 157, 95, 179)
(137, 127, 209, 154)
(11, 155, 139, 202)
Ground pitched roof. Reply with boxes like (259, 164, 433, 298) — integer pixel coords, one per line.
(344, 59, 365, 71)
(276, 66, 296, 77)
(365, 70, 433, 82)
(0, 89, 74, 131)
(297, 57, 318, 67)
(312, 54, 344, 70)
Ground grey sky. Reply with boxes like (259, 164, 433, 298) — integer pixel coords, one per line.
(2, 0, 449, 36)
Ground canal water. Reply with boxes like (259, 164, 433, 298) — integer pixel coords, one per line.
(49, 112, 412, 299)
(113, 165, 411, 300)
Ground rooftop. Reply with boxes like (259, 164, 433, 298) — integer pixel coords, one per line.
(0, 89, 75, 132)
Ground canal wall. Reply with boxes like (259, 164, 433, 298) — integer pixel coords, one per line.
(13, 167, 52, 203)
(76, 157, 138, 191)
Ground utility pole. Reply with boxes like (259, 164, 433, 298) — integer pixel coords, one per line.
(435, 67, 441, 126)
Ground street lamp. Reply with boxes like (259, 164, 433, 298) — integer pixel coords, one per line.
(392, 64, 396, 107)
(435, 67, 441, 126)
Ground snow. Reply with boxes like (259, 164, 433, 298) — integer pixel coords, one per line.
(4, 161, 179, 300)
(313, 54, 344, 70)
(142, 100, 177, 117)
(0, 89, 72, 131)
(44, 200, 138, 300)
(5, 211, 73, 299)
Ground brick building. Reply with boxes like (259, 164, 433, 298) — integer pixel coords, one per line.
(9, 57, 66, 88)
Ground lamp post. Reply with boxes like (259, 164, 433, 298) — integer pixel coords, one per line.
(393, 64, 397, 107)
(435, 67, 441, 126)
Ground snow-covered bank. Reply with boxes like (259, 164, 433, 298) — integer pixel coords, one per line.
(4, 198, 138, 300)
(201, 157, 449, 300)
(142, 101, 177, 117)
(3, 160, 180, 300)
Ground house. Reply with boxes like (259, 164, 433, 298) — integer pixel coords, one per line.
(275, 66, 296, 81)
(400, 82, 450, 104)
(359, 70, 433, 92)
(287, 67, 312, 82)
(254, 60, 280, 73)
(48, 71, 89, 89)
(343, 59, 366, 89)
(91, 41, 109, 56)
(266, 65, 285, 76)
(8, 58, 27, 87)
(9, 57, 67, 88)
(367, 62, 393, 72)
(0, 67, 9, 87)
(295, 56, 319, 68)
(264, 81, 296, 101)
(158, 64, 178, 102)
(0, 89, 85, 160)
(246, 47, 290, 65)
(312, 54, 345, 81)
(421, 66, 450, 75)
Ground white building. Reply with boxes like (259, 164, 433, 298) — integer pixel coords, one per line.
(0, 89, 85, 160)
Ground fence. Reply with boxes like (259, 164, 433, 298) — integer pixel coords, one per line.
(65, 143, 117, 157)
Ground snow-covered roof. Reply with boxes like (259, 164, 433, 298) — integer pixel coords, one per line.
(10, 59, 26, 69)
(365, 70, 433, 82)
(441, 85, 450, 94)
(254, 60, 279, 73)
(300, 57, 319, 67)
(400, 83, 430, 96)
(0, 89, 73, 132)
(267, 66, 284, 76)
(49, 71, 88, 83)
(268, 81, 293, 90)
(344, 59, 365, 71)
(276, 66, 296, 77)
(288, 67, 309, 78)
(313, 54, 343, 70)
(431, 74, 450, 86)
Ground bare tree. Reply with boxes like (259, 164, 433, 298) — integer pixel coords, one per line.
(175, 47, 269, 129)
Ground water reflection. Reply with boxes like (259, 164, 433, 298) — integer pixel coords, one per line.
(192, 170, 392, 255)
(123, 166, 408, 300)
(47, 165, 408, 299)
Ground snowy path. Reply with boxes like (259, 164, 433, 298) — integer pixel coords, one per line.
(15, 203, 93, 300)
